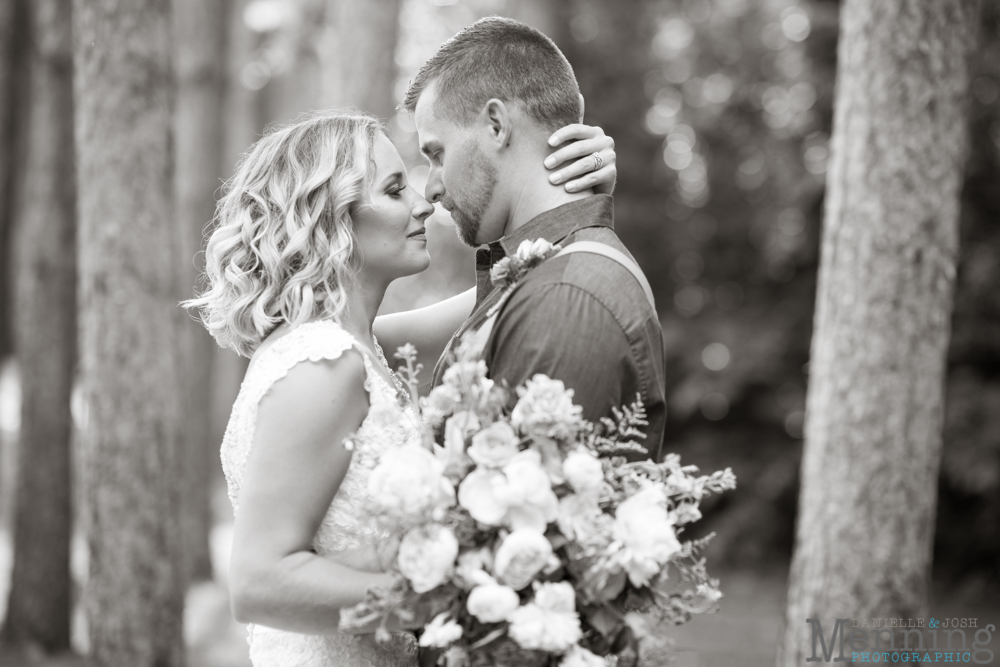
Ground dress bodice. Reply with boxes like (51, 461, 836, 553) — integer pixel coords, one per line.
(220, 319, 421, 667)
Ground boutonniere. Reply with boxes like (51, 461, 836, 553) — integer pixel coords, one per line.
(485, 239, 563, 320)
(489, 238, 562, 289)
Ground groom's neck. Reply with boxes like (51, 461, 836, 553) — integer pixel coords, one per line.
(501, 149, 594, 238)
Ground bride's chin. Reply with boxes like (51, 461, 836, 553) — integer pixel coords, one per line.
(398, 253, 432, 278)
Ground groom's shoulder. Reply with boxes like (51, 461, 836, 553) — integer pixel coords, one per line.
(512, 227, 655, 331)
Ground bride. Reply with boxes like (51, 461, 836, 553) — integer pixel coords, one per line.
(184, 110, 616, 666)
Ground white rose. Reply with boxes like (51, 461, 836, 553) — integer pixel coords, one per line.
(467, 421, 520, 469)
(502, 450, 559, 532)
(367, 445, 455, 523)
(613, 485, 681, 587)
(562, 450, 605, 495)
(466, 583, 521, 623)
(458, 449, 558, 533)
(397, 524, 459, 593)
(561, 645, 609, 667)
(457, 467, 507, 525)
(511, 375, 584, 441)
(508, 582, 582, 653)
(418, 612, 463, 648)
(493, 529, 553, 590)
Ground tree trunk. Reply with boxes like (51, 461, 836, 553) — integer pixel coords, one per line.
(174, 0, 230, 587)
(3, 0, 75, 651)
(0, 0, 29, 361)
(73, 0, 186, 664)
(779, 1, 980, 665)
(209, 0, 254, 475)
(320, 0, 401, 120)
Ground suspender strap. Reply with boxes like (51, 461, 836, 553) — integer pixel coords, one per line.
(553, 241, 657, 312)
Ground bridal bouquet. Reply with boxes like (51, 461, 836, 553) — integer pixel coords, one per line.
(340, 334, 736, 667)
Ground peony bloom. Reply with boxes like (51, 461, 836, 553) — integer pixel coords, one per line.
(508, 581, 583, 653)
(467, 421, 520, 469)
(367, 445, 455, 524)
(418, 612, 463, 648)
(397, 524, 459, 593)
(562, 450, 605, 496)
(612, 485, 681, 587)
(561, 645, 609, 667)
(557, 493, 613, 548)
(493, 529, 554, 590)
(511, 375, 584, 441)
(466, 583, 521, 623)
(458, 449, 558, 533)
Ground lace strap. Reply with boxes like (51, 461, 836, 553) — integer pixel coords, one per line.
(243, 320, 361, 407)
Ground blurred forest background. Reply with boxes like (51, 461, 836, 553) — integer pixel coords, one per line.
(0, 0, 997, 664)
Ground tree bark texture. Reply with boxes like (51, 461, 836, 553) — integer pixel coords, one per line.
(174, 0, 230, 587)
(779, 1, 980, 665)
(320, 0, 401, 120)
(3, 0, 76, 651)
(73, 0, 186, 664)
(0, 0, 30, 360)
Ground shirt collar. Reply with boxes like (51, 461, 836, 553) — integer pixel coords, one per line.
(492, 194, 615, 262)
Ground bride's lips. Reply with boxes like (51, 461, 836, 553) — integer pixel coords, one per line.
(407, 227, 427, 240)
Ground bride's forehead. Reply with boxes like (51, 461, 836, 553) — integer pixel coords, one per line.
(372, 134, 405, 174)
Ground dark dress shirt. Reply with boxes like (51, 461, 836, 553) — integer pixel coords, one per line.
(431, 194, 666, 460)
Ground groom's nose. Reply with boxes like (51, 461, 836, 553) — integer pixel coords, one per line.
(424, 166, 445, 204)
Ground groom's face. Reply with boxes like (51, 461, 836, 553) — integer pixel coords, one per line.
(414, 82, 502, 247)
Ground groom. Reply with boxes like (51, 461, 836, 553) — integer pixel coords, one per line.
(405, 16, 666, 461)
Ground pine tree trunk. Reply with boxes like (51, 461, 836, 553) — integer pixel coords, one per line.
(779, 1, 980, 665)
(3, 0, 75, 651)
(73, 0, 186, 664)
(174, 0, 230, 587)
(320, 0, 401, 120)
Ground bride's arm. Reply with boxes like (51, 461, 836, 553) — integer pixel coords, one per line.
(228, 350, 390, 634)
(374, 287, 475, 392)
(372, 125, 618, 384)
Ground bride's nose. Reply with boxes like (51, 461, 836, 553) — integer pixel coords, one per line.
(412, 195, 434, 221)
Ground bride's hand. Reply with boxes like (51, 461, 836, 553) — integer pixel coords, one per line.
(544, 124, 617, 195)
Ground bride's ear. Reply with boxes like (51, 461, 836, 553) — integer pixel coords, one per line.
(578, 93, 585, 123)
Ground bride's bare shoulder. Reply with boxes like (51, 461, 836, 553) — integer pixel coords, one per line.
(255, 344, 369, 447)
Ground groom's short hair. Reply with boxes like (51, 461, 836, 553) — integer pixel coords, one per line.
(402, 16, 581, 131)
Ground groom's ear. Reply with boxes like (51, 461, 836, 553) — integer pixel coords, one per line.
(481, 98, 513, 151)
(578, 93, 585, 123)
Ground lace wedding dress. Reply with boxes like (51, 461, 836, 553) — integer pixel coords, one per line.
(221, 320, 421, 667)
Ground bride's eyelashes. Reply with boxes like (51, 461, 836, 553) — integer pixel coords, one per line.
(387, 185, 407, 198)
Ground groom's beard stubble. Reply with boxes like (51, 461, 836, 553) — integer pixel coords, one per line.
(445, 141, 499, 247)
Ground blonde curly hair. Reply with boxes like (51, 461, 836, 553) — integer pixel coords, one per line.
(184, 110, 383, 357)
